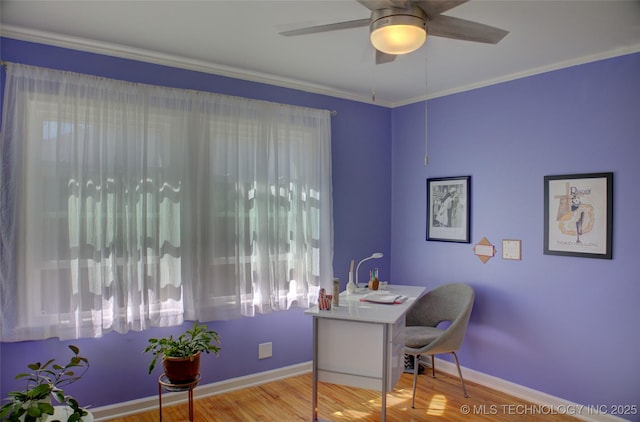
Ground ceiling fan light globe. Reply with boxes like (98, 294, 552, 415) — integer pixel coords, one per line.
(370, 15, 426, 55)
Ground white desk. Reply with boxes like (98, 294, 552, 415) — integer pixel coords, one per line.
(305, 284, 425, 421)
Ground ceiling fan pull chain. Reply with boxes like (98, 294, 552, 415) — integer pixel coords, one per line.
(371, 48, 377, 102)
(424, 51, 429, 166)
(424, 100, 428, 166)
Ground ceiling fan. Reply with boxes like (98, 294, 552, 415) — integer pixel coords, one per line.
(280, 0, 509, 64)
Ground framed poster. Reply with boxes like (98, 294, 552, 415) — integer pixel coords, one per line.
(426, 176, 471, 243)
(544, 172, 612, 259)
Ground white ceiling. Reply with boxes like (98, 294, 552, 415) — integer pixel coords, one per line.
(1, 0, 639, 106)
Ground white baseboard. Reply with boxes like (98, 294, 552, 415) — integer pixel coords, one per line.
(92, 358, 625, 422)
(432, 357, 626, 422)
(91, 362, 312, 421)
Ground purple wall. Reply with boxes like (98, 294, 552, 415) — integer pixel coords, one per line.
(391, 53, 640, 417)
(0, 37, 391, 408)
(2, 35, 638, 416)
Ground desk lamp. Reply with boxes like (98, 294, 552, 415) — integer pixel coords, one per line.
(355, 252, 383, 288)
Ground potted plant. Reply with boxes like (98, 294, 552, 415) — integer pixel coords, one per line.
(145, 321, 221, 383)
(0, 345, 90, 422)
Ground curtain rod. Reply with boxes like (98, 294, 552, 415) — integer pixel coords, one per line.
(0, 60, 338, 116)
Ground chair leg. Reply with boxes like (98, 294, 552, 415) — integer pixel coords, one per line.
(430, 354, 435, 378)
(411, 354, 419, 408)
(451, 351, 469, 398)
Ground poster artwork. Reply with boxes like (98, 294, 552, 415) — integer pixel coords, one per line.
(426, 176, 470, 243)
(547, 176, 609, 256)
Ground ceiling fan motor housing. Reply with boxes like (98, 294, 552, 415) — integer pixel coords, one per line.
(370, 6, 428, 31)
(370, 6, 428, 55)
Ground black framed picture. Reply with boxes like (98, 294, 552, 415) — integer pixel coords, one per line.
(544, 172, 613, 259)
(426, 176, 471, 243)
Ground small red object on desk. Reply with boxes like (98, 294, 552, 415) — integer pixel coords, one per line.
(318, 288, 332, 310)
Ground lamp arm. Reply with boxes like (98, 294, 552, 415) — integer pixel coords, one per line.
(355, 257, 373, 287)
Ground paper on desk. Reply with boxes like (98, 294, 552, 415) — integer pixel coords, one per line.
(360, 293, 408, 304)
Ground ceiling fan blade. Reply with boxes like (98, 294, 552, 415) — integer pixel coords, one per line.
(413, 0, 469, 17)
(376, 49, 397, 64)
(280, 18, 370, 37)
(427, 15, 508, 44)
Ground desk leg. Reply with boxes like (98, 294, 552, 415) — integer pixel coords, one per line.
(381, 324, 389, 422)
(312, 316, 319, 421)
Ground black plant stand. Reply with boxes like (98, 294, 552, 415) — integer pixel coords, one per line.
(158, 373, 201, 422)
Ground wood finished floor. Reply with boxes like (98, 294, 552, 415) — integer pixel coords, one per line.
(107, 370, 580, 421)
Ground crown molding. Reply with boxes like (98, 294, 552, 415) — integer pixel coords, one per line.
(392, 43, 640, 107)
(0, 25, 393, 108)
(3, 25, 638, 110)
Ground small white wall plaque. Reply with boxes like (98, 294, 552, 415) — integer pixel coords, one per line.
(502, 239, 522, 260)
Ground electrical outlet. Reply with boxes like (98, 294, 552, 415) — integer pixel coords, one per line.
(258, 342, 272, 359)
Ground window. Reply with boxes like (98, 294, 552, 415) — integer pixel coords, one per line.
(0, 63, 333, 341)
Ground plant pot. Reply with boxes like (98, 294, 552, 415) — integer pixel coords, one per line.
(18, 412, 49, 422)
(18, 413, 49, 422)
(162, 352, 201, 384)
(17, 398, 52, 422)
(50, 406, 94, 422)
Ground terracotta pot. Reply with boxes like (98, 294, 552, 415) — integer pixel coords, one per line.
(162, 352, 201, 383)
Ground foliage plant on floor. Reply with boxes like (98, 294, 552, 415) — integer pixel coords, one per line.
(0, 345, 90, 422)
(145, 321, 221, 382)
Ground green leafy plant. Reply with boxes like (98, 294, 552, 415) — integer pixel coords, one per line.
(144, 321, 221, 374)
(0, 345, 90, 422)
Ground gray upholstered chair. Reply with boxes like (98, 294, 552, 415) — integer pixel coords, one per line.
(404, 283, 475, 408)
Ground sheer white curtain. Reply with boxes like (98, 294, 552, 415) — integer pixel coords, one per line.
(0, 64, 333, 341)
